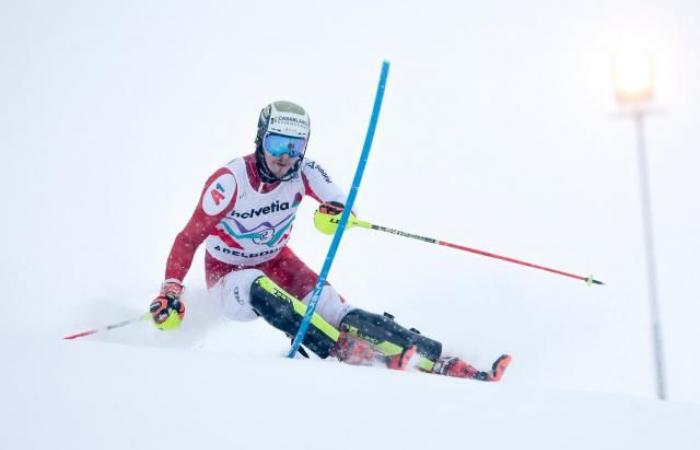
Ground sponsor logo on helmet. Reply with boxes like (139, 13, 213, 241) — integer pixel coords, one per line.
(269, 116, 310, 137)
(270, 116, 309, 127)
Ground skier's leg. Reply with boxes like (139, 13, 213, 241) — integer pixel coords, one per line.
(248, 275, 340, 358)
(256, 247, 418, 366)
(260, 252, 443, 370)
(299, 285, 353, 329)
(210, 268, 264, 322)
(261, 249, 420, 368)
(338, 309, 512, 380)
(255, 247, 432, 365)
(212, 267, 379, 364)
(210, 268, 338, 357)
(338, 309, 442, 371)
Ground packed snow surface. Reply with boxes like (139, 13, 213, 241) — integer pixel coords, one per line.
(3, 333, 699, 450)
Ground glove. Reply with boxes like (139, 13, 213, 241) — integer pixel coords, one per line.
(314, 201, 356, 235)
(150, 280, 186, 330)
(319, 201, 344, 216)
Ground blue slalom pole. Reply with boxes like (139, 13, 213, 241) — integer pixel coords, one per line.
(288, 61, 391, 358)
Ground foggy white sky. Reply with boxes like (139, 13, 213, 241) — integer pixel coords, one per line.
(1, 0, 699, 402)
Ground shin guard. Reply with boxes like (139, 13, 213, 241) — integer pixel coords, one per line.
(249, 276, 339, 358)
(339, 309, 443, 363)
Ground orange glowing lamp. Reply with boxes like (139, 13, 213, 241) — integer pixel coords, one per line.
(612, 51, 654, 105)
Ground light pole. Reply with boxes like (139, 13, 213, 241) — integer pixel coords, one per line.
(612, 51, 666, 400)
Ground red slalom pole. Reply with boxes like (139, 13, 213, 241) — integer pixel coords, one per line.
(346, 218, 604, 286)
(63, 313, 149, 340)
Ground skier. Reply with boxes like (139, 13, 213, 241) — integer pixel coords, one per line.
(150, 100, 511, 381)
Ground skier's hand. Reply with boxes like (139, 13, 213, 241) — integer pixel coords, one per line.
(150, 280, 186, 330)
(314, 201, 356, 235)
(319, 201, 344, 216)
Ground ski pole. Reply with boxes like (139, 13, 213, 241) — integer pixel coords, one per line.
(288, 61, 390, 358)
(63, 313, 150, 340)
(321, 215, 604, 286)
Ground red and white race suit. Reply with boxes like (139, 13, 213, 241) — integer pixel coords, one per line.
(164, 153, 353, 327)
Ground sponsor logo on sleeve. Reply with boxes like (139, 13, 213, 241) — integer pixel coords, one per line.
(305, 161, 332, 183)
(202, 173, 236, 216)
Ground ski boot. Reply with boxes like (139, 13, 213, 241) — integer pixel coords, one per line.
(331, 332, 377, 365)
(332, 332, 418, 371)
(385, 345, 418, 371)
(432, 354, 512, 382)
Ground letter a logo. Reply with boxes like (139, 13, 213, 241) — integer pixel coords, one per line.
(203, 172, 236, 216)
(211, 189, 225, 205)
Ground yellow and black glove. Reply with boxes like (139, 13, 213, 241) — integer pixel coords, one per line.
(149, 280, 186, 330)
(314, 201, 356, 235)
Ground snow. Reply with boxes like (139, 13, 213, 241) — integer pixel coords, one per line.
(2, 0, 700, 448)
(3, 334, 700, 450)
(4, 286, 700, 449)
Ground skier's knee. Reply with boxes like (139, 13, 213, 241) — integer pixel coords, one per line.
(301, 285, 353, 328)
(339, 309, 442, 361)
(249, 276, 298, 332)
(215, 268, 265, 321)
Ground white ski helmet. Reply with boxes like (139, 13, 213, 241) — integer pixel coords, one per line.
(255, 100, 311, 182)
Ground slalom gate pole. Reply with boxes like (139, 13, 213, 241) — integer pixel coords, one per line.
(287, 61, 391, 358)
(63, 313, 150, 340)
(328, 216, 604, 286)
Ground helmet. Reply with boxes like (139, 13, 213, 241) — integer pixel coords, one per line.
(255, 101, 311, 182)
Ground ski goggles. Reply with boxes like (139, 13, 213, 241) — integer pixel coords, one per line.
(262, 133, 307, 158)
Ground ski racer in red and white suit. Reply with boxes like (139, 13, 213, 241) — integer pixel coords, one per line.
(149, 100, 511, 381)
(164, 153, 353, 327)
